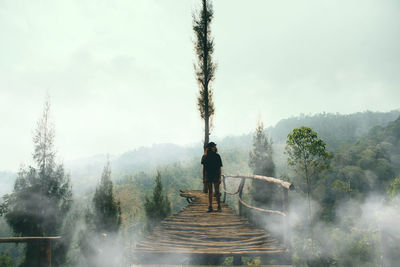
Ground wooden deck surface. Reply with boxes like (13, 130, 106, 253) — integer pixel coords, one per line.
(134, 190, 288, 259)
(131, 265, 292, 267)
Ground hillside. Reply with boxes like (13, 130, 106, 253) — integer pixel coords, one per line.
(267, 110, 400, 149)
(1, 111, 399, 266)
(1, 110, 399, 196)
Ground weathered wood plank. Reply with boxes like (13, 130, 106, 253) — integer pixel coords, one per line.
(133, 190, 289, 261)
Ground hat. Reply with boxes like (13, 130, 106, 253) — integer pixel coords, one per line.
(206, 142, 217, 148)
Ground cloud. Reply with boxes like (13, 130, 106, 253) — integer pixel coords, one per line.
(1, 0, 399, 170)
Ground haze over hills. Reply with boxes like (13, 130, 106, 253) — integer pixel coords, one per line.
(1, 110, 399, 195)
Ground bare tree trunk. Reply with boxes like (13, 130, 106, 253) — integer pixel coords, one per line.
(204, 116, 209, 149)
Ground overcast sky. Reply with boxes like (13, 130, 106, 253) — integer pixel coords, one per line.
(1, 0, 399, 171)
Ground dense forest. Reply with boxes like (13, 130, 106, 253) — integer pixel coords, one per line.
(1, 109, 399, 266)
(1, 0, 399, 265)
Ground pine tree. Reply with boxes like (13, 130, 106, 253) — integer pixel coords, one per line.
(144, 171, 171, 232)
(92, 161, 121, 234)
(2, 97, 73, 266)
(193, 0, 216, 149)
(79, 161, 121, 267)
(249, 121, 276, 206)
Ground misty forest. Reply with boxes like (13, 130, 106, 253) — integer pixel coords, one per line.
(1, 1, 400, 267)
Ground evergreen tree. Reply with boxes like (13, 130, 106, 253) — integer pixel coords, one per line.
(193, 0, 216, 149)
(249, 121, 276, 206)
(2, 98, 72, 266)
(79, 161, 121, 267)
(0, 254, 13, 267)
(144, 171, 171, 232)
(92, 161, 121, 234)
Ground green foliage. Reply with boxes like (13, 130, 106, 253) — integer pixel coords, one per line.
(332, 166, 367, 200)
(286, 126, 330, 252)
(331, 227, 380, 267)
(0, 254, 13, 267)
(387, 177, 400, 201)
(248, 121, 277, 208)
(92, 161, 121, 233)
(320, 116, 400, 221)
(2, 99, 72, 266)
(286, 127, 330, 174)
(270, 110, 400, 149)
(0, 219, 24, 266)
(286, 126, 330, 201)
(144, 171, 171, 232)
(193, 0, 216, 147)
(78, 161, 121, 267)
(249, 121, 275, 177)
(193, 0, 216, 120)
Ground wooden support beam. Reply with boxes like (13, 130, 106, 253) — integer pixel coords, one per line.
(282, 188, 290, 249)
(0, 237, 59, 267)
(238, 178, 246, 216)
(39, 239, 51, 267)
(233, 255, 242, 265)
(222, 176, 227, 203)
(224, 175, 294, 191)
(0, 236, 61, 243)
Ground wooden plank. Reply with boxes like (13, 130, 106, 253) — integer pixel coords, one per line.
(133, 190, 289, 261)
(132, 264, 292, 266)
(0, 236, 61, 243)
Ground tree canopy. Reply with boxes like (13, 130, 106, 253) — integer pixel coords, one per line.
(193, 0, 216, 148)
(1, 98, 72, 266)
(144, 171, 171, 232)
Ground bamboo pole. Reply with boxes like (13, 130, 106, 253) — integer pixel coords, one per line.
(238, 178, 246, 216)
(222, 175, 227, 203)
(282, 188, 290, 248)
(224, 174, 294, 190)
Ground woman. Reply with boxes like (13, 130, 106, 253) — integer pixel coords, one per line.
(201, 142, 223, 212)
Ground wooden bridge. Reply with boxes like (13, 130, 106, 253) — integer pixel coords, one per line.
(132, 174, 294, 266)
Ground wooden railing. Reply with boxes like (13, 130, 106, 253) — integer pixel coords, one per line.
(222, 174, 294, 248)
(0, 236, 61, 267)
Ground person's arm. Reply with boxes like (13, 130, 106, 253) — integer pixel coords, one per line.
(218, 155, 223, 184)
(202, 166, 205, 184)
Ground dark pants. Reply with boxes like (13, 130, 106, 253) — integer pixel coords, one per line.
(206, 182, 221, 207)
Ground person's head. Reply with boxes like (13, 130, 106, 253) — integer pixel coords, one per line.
(205, 142, 217, 155)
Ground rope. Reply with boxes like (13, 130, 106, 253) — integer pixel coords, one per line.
(237, 194, 287, 216)
(222, 175, 287, 217)
(221, 183, 240, 195)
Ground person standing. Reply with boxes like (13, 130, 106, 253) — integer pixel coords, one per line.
(201, 142, 223, 212)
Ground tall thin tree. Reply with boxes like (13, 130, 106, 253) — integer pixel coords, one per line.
(2, 97, 73, 266)
(249, 121, 276, 206)
(92, 160, 121, 234)
(144, 171, 171, 232)
(79, 160, 121, 267)
(193, 0, 216, 149)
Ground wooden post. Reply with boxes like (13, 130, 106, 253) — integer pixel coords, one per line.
(222, 175, 227, 203)
(0, 237, 59, 267)
(233, 255, 242, 265)
(39, 239, 51, 267)
(238, 178, 246, 216)
(282, 188, 290, 249)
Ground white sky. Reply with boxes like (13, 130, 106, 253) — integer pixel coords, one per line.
(1, 0, 399, 171)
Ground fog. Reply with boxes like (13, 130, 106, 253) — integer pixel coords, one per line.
(1, 0, 399, 266)
(1, 0, 399, 171)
